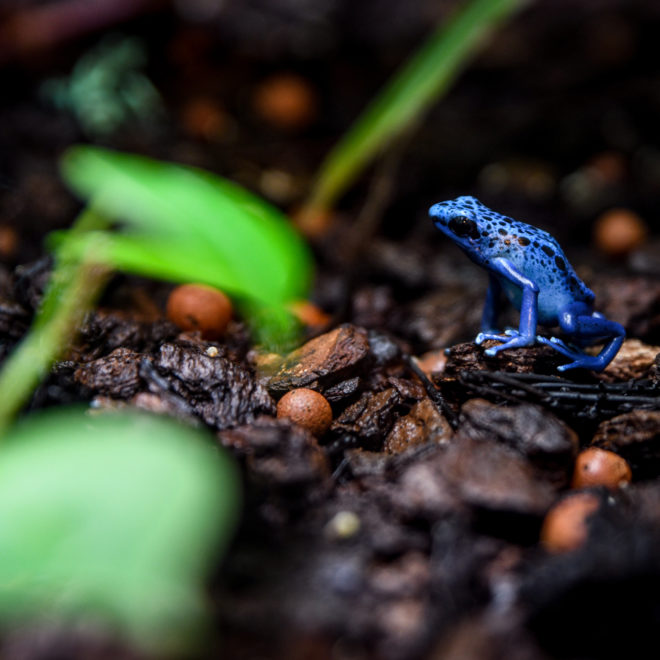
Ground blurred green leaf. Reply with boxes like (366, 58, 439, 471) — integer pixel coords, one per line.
(0, 208, 111, 436)
(304, 0, 527, 213)
(60, 145, 313, 306)
(0, 408, 240, 653)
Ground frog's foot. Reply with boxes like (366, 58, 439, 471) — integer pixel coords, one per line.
(475, 330, 535, 356)
(536, 335, 580, 357)
(536, 336, 600, 371)
(475, 328, 516, 344)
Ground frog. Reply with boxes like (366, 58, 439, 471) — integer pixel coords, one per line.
(429, 195, 625, 372)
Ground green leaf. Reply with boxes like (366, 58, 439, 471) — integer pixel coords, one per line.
(60, 146, 313, 306)
(0, 408, 240, 653)
(305, 0, 527, 212)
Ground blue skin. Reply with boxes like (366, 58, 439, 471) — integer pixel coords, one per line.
(429, 196, 625, 372)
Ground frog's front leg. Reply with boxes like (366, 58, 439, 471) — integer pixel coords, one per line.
(475, 257, 538, 356)
(536, 301, 625, 371)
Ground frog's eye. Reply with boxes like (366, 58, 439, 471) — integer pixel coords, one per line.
(449, 215, 478, 238)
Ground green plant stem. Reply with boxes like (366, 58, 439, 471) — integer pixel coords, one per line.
(302, 0, 527, 215)
(0, 209, 111, 436)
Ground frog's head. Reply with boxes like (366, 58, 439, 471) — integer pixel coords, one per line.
(429, 196, 488, 264)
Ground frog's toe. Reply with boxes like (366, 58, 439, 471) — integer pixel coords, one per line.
(557, 359, 590, 372)
(557, 361, 577, 372)
(537, 336, 584, 360)
(484, 344, 505, 357)
(557, 355, 607, 372)
(475, 332, 506, 345)
(482, 333, 534, 356)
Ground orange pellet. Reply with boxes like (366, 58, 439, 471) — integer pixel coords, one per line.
(287, 300, 331, 329)
(277, 388, 333, 437)
(166, 284, 233, 340)
(593, 208, 647, 258)
(291, 205, 334, 239)
(253, 73, 317, 130)
(0, 226, 18, 258)
(540, 492, 600, 553)
(572, 447, 632, 490)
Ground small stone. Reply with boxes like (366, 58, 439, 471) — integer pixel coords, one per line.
(259, 169, 299, 203)
(325, 511, 361, 540)
(540, 492, 601, 553)
(166, 283, 232, 340)
(572, 447, 632, 490)
(277, 388, 333, 437)
(594, 208, 648, 259)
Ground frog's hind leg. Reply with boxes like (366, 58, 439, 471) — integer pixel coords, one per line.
(537, 302, 625, 372)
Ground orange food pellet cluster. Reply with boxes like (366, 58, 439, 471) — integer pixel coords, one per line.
(276, 388, 333, 437)
(166, 284, 233, 340)
(593, 208, 647, 258)
(572, 447, 632, 490)
(540, 492, 600, 553)
(253, 73, 317, 130)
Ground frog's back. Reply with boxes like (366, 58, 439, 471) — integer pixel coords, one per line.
(486, 210, 595, 321)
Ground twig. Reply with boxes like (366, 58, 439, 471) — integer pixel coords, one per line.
(406, 354, 458, 428)
(456, 370, 660, 420)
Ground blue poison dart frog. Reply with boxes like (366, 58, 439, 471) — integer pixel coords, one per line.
(429, 196, 625, 372)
